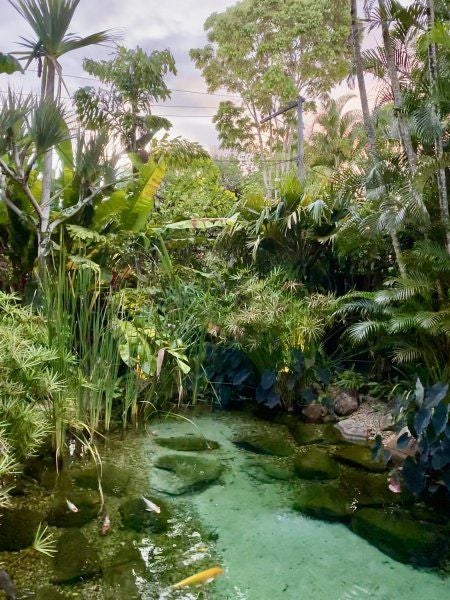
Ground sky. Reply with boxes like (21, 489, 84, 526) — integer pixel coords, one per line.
(0, 0, 383, 152)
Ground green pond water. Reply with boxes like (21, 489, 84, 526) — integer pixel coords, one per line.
(2, 411, 450, 599)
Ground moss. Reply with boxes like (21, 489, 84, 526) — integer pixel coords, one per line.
(290, 423, 343, 446)
(151, 454, 223, 495)
(0, 507, 41, 551)
(103, 547, 146, 600)
(333, 445, 388, 473)
(294, 447, 340, 480)
(233, 433, 293, 457)
(351, 508, 447, 567)
(52, 531, 101, 584)
(155, 435, 220, 452)
(46, 491, 100, 528)
(293, 483, 354, 521)
(74, 463, 131, 496)
(36, 585, 67, 600)
(339, 470, 412, 507)
(119, 496, 169, 533)
(262, 463, 294, 481)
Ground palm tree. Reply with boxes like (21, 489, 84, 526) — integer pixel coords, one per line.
(9, 0, 113, 265)
(350, 0, 377, 160)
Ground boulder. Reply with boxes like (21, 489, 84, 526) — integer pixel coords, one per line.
(293, 447, 340, 480)
(339, 470, 412, 507)
(334, 419, 368, 443)
(52, 531, 101, 584)
(151, 454, 222, 495)
(119, 496, 169, 533)
(351, 508, 446, 567)
(262, 463, 294, 481)
(293, 483, 353, 521)
(74, 463, 131, 497)
(46, 491, 100, 528)
(333, 389, 359, 416)
(233, 433, 293, 457)
(334, 445, 388, 473)
(291, 422, 343, 446)
(103, 547, 146, 600)
(155, 436, 219, 452)
(301, 404, 327, 423)
(0, 508, 41, 551)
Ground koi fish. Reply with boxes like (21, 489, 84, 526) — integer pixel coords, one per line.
(171, 566, 224, 589)
(101, 514, 110, 535)
(141, 495, 161, 514)
(66, 498, 79, 513)
(388, 477, 402, 494)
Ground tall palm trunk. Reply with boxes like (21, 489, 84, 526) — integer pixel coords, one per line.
(38, 60, 56, 268)
(378, 0, 417, 172)
(391, 230, 407, 277)
(427, 0, 450, 253)
(351, 0, 377, 160)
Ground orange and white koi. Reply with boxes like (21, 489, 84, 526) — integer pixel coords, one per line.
(66, 499, 79, 513)
(101, 514, 111, 535)
(171, 566, 224, 590)
(141, 495, 161, 514)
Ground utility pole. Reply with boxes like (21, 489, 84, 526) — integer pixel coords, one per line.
(261, 95, 306, 182)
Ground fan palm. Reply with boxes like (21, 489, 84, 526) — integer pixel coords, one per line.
(8, 0, 114, 265)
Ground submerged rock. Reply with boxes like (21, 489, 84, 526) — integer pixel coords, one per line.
(334, 445, 387, 473)
(46, 491, 100, 527)
(36, 585, 67, 600)
(119, 496, 169, 533)
(74, 463, 131, 496)
(340, 470, 412, 507)
(0, 508, 41, 551)
(155, 435, 219, 452)
(351, 508, 446, 567)
(293, 483, 354, 521)
(23, 455, 59, 490)
(103, 547, 146, 600)
(262, 462, 294, 481)
(294, 448, 340, 480)
(233, 433, 293, 457)
(291, 422, 343, 446)
(151, 454, 223, 495)
(52, 531, 101, 583)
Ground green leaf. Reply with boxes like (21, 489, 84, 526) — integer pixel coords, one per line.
(0, 53, 23, 74)
(123, 160, 166, 232)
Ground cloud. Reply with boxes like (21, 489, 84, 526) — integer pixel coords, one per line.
(0, 0, 235, 149)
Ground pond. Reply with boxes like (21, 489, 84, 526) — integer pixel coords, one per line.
(1, 411, 450, 599)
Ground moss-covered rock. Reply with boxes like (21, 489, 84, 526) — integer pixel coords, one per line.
(151, 454, 223, 495)
(262, 463, 294, 481)
(119, 496, 169, 533)
(293, 483, 354, 521)
(339, 471, 412, 507)
(52, 531, 101, 583)
(46, 491, 100, 528)
(103, 547, 146, 600)
(24, 455, 59, 490)
(155, 436, 219, 452)
(290, 423, 343, 446)
(74, 463, 131, 496)
(36, 585, 67, 600)
(351, 508, 446, 567)
(233, 433, 293, 457)
(334, 445, 388, 473)
(0, 508, 41, 551)
(294, 448, 340, 480)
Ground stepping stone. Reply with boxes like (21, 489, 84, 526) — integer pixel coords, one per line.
(294, 447, 340, 480)
(52, 531, 101, 584)
(293, 483, 354, 521)
(74, 463, 131, 496)
(291, 422, 343, 446)
(46, 491, 100, 527)
(351, 508, 446, 567)
(233, 433, 293, 457)
(0, 508, 41, 551)
(155, 436, 219, 451)
(151, 454, 222, 495)
(334, 445, 387, 473)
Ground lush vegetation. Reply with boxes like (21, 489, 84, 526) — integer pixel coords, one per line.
(0, 0, 449, 513)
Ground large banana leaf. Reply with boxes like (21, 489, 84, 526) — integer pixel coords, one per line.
(123, 160, 166, 232)
(92, 189, 128, 230)
(163, 214, 238, 231)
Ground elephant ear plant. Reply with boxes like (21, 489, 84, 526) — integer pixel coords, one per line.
(394, 378, 450, 497)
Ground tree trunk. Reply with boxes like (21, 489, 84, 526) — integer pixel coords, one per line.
(390, 230, 407, 277)
(378, 0, 417, 172)
(38, 60, 56, 269)
(427, 0, 450, 253)
(351, 0, 377, 160)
